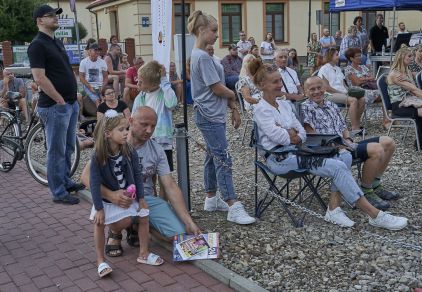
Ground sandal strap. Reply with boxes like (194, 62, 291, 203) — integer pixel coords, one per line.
(108, 229, 123, 240)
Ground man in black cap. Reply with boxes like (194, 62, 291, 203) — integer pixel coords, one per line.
(221, 44, 242, 90)
(27, 5, 84, 205)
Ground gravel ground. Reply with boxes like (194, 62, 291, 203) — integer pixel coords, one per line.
(74, 104, 422, 291)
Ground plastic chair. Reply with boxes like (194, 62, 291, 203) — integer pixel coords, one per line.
(377, 73, 420, 151)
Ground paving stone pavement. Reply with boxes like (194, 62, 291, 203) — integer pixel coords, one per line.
(0, 163, 234, 292)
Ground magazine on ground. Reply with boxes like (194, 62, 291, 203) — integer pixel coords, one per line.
(173, 233, 220, 261)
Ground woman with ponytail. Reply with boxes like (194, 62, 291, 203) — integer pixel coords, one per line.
(187, 10, 255, 225)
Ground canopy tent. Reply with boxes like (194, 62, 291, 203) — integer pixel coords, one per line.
(329, 0, 422, 11)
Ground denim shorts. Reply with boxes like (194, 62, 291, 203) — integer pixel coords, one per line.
(353, 137, 380, 161)
(145, 195, 186, 238)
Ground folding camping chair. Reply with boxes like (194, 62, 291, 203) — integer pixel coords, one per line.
(416, 71, 422, 89)
(250, 123, 327, 227)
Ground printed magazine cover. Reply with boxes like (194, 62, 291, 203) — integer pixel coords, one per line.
(173, 233, 220, 262)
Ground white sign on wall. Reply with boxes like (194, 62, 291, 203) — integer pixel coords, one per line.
(58, 18, 74, 27)
(55, 29, 73, 38)
(151, 0, 172, 73)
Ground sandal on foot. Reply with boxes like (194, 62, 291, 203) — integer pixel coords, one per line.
(105, 230, 123, 257)
(137, 253, 164, 266)
(98, 262, 113, 278)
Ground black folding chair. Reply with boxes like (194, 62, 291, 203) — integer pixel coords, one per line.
(250, 123, 327, 227)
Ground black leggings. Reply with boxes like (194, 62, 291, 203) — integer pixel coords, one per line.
(391, 101, 422, 143)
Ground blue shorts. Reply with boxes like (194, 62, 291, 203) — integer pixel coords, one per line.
(353, 137, 380, 161)
(145, 195, 186, 238)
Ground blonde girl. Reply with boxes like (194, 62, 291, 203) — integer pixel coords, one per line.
(90, 110, 163, 278)
(187, 10, 255, 224)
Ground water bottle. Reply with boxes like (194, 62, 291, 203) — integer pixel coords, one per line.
(381, 45, 385, 56)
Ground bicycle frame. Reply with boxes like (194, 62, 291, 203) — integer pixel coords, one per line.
(0, 101, 40, 145)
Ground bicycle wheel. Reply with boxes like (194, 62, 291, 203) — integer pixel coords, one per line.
(25, 123, 81, 186)
(0, 137, 19, 172)
(0, 111, 18, 138)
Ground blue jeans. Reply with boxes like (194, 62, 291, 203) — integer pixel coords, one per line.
(83, 84, 101, 102)
(194, 110, 237, 201)
(266, 154, 363, 205)
(37, 102, 79, 199)
(225, 75, 239, 91)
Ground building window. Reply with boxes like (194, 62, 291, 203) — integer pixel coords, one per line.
(221, 4, 242, 45)
(323, 2, 340, 36)
(265, 3, 285, 42)
(174, 3, 191, 34)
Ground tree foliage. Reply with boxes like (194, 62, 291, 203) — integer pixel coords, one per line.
(0, 0, 44, 44)
(71, 21, 87, 43)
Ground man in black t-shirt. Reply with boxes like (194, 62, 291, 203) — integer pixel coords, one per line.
(369, 14, 389, 54)
(27, 4, 83, 205)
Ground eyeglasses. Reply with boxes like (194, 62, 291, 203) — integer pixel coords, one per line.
(42, 13, 58, 18)
(104, 91, 115, 96)
(240, 34, 246, 37)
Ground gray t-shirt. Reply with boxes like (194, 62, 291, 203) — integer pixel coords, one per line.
(0, 78, 24, 93)
(134, 139, 170, 196)
(190, 48, 227, 123)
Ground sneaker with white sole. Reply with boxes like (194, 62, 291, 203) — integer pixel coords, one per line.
(324, 207, 355, 227)
(227, 202, 256, 225)
(368, 211, 408, 230)
(204, 195, 229, 212)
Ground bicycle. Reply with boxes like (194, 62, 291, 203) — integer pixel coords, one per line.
(0, 91, 80, 185)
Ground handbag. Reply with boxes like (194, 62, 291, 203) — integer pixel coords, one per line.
(295, 135, 343, 169)
(361, 80, 378, 90)
(347, 87, 366, 99)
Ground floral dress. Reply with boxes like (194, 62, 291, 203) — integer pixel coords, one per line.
(235, 75, 262, 112)
(344, 65, 379, 104)
(307, 41, 321, 67)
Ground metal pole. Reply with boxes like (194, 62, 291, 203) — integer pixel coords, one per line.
(390, 7, 396, 65)
(180, 0, 191, 210)
(307, 0, 311, 42)
(73, 4, 82, 63)
(175, 124, 191, 210)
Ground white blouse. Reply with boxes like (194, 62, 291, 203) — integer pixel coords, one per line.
(254, 98, 306, 151)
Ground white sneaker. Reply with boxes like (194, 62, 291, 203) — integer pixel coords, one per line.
(324, 207, 355, 227)
(204, 195, 229, 212)
(368, 211, 408, 230)
(227, 202, 256, 225)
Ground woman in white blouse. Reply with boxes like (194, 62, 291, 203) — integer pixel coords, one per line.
(251, 59, 408, 230)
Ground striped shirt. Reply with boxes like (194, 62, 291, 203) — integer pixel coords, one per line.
(110, 154, 126, 189)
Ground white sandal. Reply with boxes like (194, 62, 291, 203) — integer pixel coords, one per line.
(98, 262, 113, 278)
(137, 253, 164, 266)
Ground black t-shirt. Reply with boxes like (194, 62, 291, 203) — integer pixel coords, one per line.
(27, 32, 77, 107)
(97, 100, 128, 114)
(369, 25, 389, 52)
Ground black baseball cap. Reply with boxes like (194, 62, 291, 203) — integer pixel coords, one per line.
(33, 5, 62, 21)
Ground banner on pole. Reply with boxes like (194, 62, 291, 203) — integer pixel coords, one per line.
(151, 0, 172, 73)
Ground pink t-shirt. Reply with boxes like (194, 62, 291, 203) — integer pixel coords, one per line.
(126, 66, 138, 85)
